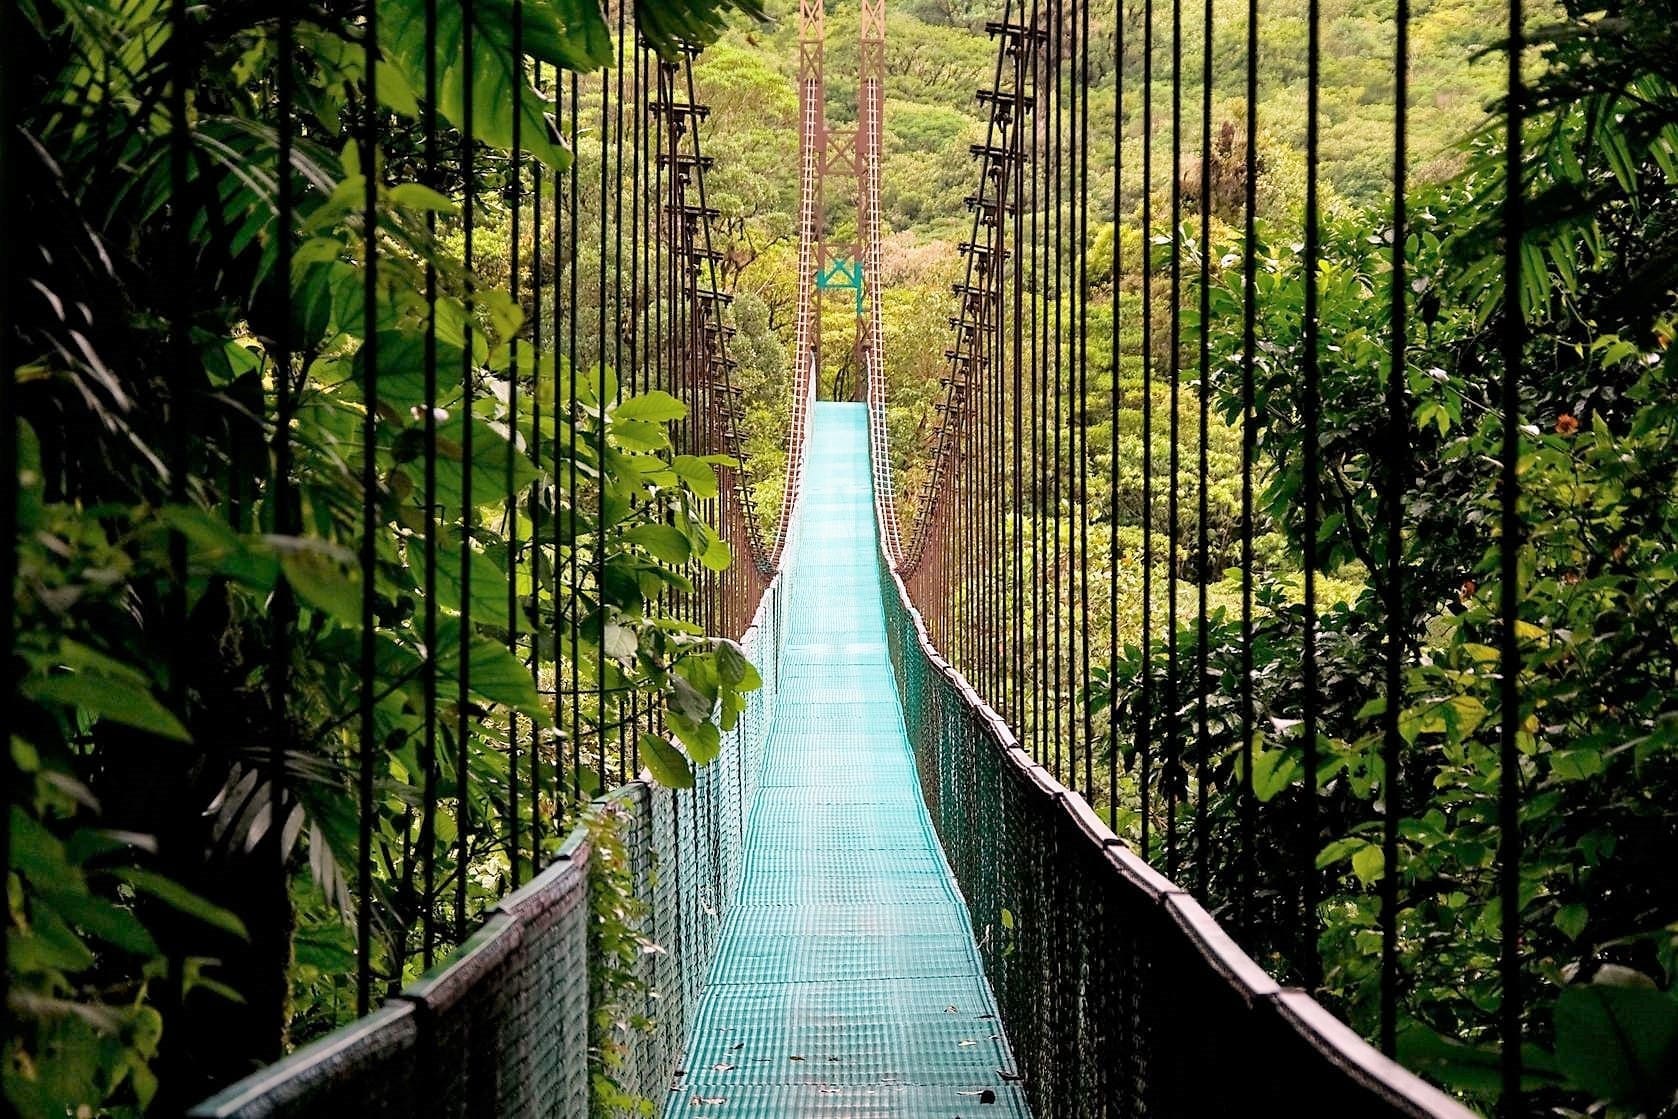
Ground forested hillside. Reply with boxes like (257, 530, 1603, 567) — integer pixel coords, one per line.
(698, 0, 1519, 536)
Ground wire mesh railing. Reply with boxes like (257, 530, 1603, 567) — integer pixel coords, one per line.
(873, 0, 1602, 1112)
(187, 553, 786, 1118)
(873, 405, 1477, 1119)
(4, 0, 790, 1110)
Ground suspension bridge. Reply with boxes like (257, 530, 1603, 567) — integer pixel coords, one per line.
(0, 0, 1547, 1112)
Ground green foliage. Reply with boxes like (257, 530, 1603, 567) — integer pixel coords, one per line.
(584, 801, 656, 1117)
(1554, 981, 1678, 1112)
(8, 0, 765, 1111)
(702, 0, 1511, 556)
(1086, 6, 1678, 1113)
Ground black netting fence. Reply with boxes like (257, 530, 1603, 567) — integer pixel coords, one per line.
(187, 581, 783, 1119)
(880, 548, 1476, 1119)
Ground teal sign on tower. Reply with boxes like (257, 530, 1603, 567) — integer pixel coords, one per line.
(816, 256, 865, 315)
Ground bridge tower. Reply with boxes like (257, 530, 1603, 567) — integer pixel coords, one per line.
(794, 0, 885, 402)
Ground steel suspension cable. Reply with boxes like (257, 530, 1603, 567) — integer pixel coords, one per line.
(912, 0, 1011, 732)
(1498, 1, 1527, 1108)
(507, 0, 525, 889)
(0, 0, 14, 1039)
(989, 123, 1003, 714)
(356, 0, 380, 1013)
(455, 0, 477, 946)
(996, 115, 1005, 712)
(1300, 0, 1323, 990)
(1009, 3, 1022, 741)
(266, 0, 299, 1042)
(597, 48, 610, 791)
(975, 136, 988, 703)
(1026, 0, 1040, 765)
(1379, 0, 1410, 1057)
(1193, 0, 1213, 899)
(1108, 0, 1125, 830)
(1237, 0, 1259, 926)
(420, 0, 442, 969)
(1061, 0, 1075, 791)
(1066, 0, 1081, 796)
(1054, 0, 1068, 791)
(568, 70, 581, 800)
(1166, 0, 1183, 879)
(1077, 0, 1092, 803)
(528, 59, 545, 875)
(597, 36, 611, 789)
(616, 5, 636, 778)
(1139, 0, 1155, 862)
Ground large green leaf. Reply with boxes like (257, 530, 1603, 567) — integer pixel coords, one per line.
(1555, 985, 1678, 1107)
(1350, 843, 1385, 887)
(517, 0, 613, 70)
(638, 733, 694, 789)
(625, 523, 692, 566)
(23, 675, 192, 743)
(614, 389, 686, 424)
(672, 454, 719, 498)
(407, 411, 542, 519)
(378, 0, 607, 171)
(669, 711, 721, 765)
(40, 888, 159, 957)
(11, 906, 96, 973)
(433, 619, 550, 722)
(1251, 742, 1300, 803)
(697, 528, 732, 573)
(714, 640, 761, 691)
(407, 532, 514, 630)
(1397, 1021, 1564, 1096)
(276, 540, 363, 626)
(351, 329, 467, 417)
(634, 0, 766, 58)
(109, 869, 248, 940)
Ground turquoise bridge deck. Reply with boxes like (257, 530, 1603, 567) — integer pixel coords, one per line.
(666, 403, 1030, 1118)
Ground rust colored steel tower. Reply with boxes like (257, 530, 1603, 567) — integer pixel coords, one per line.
(795, 0, 886, 404)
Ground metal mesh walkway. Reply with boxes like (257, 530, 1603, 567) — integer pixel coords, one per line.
(666, 403, 1030, 1118)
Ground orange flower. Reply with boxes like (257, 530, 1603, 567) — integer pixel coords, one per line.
(1556, 413, 1580, 435)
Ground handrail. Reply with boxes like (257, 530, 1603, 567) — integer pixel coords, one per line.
(184, 89, 818, 1100)
(893, 9, 1024, 581)
(677, 53, 776, 581)
(658, 52, 790, 644)
(188, 555, 794, 1118)
(780, 50, 822, 554)
(863, 401, 1478, 1119)
(860, 42, 902, 566)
